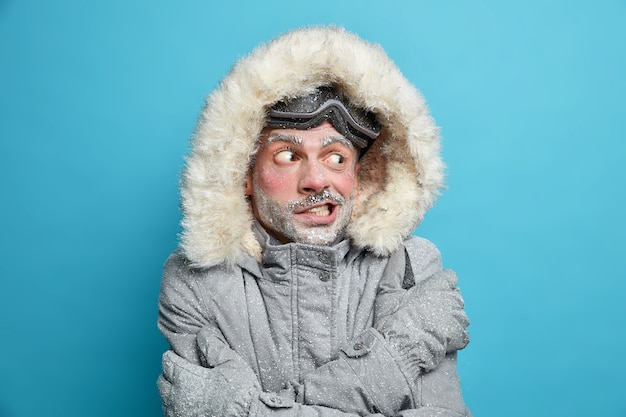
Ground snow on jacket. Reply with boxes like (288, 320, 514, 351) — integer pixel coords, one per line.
(158, 26, 471, 416)
(160, 223, 469, 416)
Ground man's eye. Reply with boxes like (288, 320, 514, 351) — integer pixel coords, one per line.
(327, 153, 345, 165)
(274, 150, 297, 163)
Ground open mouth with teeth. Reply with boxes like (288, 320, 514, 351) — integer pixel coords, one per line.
(305, 204, 332, 216)
(295, 203, 338, 224)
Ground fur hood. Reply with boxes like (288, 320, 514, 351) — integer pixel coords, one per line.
(180, 26, 444, 268)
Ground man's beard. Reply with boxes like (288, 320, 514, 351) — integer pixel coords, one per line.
(251, 181, 355, 246)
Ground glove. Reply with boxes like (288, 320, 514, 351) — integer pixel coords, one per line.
(375, 269, 470, 379)
(157, 327, 261, 417)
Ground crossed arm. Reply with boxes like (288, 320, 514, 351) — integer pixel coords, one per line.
(159, 329, 467, 417)
(157, 242, 471, 416)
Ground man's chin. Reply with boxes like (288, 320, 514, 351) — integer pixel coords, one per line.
(289, 223, 346, 246)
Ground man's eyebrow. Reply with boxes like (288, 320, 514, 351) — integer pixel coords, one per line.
(322, 135, 354, 150)
(264, 132, 354, 150)
(265, 133, 302, 146)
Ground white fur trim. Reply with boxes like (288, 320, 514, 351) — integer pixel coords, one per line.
(180, 26, 444, 268)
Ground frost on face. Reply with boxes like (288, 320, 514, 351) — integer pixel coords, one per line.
(251, 183, 356, 246)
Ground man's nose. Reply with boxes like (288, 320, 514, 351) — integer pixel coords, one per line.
(298, 160, 329, 194)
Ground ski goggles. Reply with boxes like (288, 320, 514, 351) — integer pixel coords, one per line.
(266, 86, 380, 151)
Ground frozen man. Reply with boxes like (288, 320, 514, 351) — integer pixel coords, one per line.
(157, 26, 472, 417)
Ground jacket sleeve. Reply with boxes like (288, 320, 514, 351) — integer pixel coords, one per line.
(158, 345, 388, 417)
(296, 327, 417, 415)
(158, 343, 470, 417)
(293, 237, 471, 416)
(157, 251, 214, 364)
(394, 354, 473, 417)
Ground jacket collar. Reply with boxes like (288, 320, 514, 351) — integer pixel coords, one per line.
(240, 219, 353, 281)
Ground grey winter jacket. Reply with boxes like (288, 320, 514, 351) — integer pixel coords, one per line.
(158, 224, 470, 416)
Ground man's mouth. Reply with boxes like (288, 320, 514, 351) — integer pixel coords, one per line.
(303, 204, 332, 217)
(287, 191, 344, 224)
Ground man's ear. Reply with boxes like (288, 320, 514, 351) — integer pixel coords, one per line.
(244, 171, 253, 196)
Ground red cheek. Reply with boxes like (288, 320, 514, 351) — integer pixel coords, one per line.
(258, 166, 289, 192)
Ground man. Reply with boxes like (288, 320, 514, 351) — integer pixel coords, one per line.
(157, 27, 471, 416)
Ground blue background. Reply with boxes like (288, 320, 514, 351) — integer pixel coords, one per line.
(1, 1, 625, 416)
